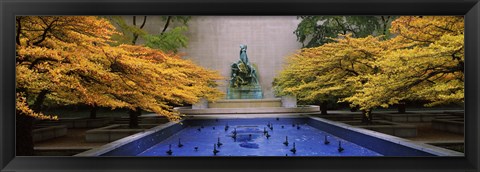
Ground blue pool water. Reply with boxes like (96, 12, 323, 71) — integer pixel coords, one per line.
(138, 118, 382, 156)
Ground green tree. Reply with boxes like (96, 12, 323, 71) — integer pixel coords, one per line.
(294, 16, 395, 48)
(106, 16, 195, 126)
(108, 16, 191, 52)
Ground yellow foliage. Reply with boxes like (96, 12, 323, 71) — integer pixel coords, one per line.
(100, 45, 224, 120)
(349, 16, 464, 110)
(16, 16, 223, 121)
(275, 16, 464, 111)
(16, 93, 57, 120)
(274, 34, 387, 104)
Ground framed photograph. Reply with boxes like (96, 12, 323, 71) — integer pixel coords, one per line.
(1, 0, 479, 172)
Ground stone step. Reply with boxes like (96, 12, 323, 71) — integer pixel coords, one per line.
(176, 105, 320, 115)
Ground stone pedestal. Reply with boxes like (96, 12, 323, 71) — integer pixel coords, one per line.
(281, 95, 297, 108)
(192, 98, 208, 109)
(227, 86, 263, 99)
(209, 98, 281, 108)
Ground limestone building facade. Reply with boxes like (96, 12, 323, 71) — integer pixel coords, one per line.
(127, 16, 302, 98)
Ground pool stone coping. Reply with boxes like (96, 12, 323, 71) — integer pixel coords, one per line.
(305, 115, 463, 156)
(85, 124, 160, 143)
(78, 121, 182, 156)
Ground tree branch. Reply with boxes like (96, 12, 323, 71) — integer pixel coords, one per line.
(140, 16, 147, 29)
(161, 16, 172, 35)
(28, 57, 59, 69)
(131, 16, 148, 45)
(32, 89, 50, 112)
(16, 17, 23, 46)
(33, 17, 57, 46)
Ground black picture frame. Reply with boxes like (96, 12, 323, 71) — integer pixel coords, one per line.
(1, 0, 479, 172)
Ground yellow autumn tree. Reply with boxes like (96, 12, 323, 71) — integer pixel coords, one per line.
(274, 34, 388, 120)
(16, 16, 223, 155)
(101, 45, 223, 125)
(16, 16, 128, 119)
(275, 16, 463, 124)
(17, 16, 223, 121)
(343, 16, 464, 112)
(16, 16, 126, 155)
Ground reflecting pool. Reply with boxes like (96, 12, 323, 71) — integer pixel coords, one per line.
(138, 118, 382, 156)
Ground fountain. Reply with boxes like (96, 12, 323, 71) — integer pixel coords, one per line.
(177, 138, 183, 148)
(283, 136, 289, 146)
(265, 132, 271, 139)
(75, 44, 463, 157)
(224, 124, 229, 131)
(166, 144, 173, 155)
(174, 44, 320, 115)
(290, 142, 297, 154)
(227, 44, 262, 99)
(77, 117, 463, 157)
(213, 144, 219, 155)
(338, 141, 344, 152)
(324, 135, 330, 145)
(217, 137, 223, 147)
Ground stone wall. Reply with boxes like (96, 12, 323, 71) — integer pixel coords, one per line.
(183, 16, 302, 98)
(126, 16, 302, 98)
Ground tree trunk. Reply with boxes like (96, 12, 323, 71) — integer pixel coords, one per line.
(397, 102, 406, 113)
(32, 90, 49, 112)
(90, 105, 98, 119)
(16, 112, 34, 156)
(16, 90, 49, 156)
(368, 111, 374, 122)
(361, 109, 373, 124)
(128, 108, 141, 128)
(320, 101, 328, 115)
(350, 105, 358, 112)
(361, 110, 368, 124)
(131, 16, 147, 45)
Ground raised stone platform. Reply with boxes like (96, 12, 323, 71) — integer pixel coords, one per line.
(112, 116, 169, 125)
(176, 105, 319, 115)
(85, 124, 157, 143)
(33, 125, 68, 143)
(432, 118, 464, 134)
(34, 147, 93, 156)
(177, 96, 318, 115)
(341, 120, 417, 138)
(36, 117, 113, 129)
(227, 86, 263, 99)
(377, 113, 460, 123)
(209, 98, 282, 108)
